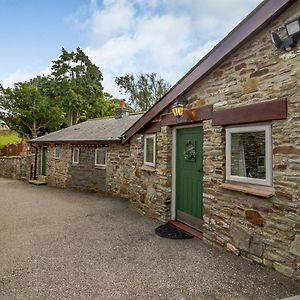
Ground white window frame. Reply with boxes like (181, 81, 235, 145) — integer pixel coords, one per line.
(143, 134, 156, 167)
(95, 148, 107, 167)
(226, 124, 272, 186)
(54, 147, 60, 160)
(72, 148, 80, 164)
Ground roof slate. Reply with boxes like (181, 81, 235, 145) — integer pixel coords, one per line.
(30, 113, 143, 143)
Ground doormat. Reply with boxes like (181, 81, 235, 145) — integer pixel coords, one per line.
(155, 222, 193, 239)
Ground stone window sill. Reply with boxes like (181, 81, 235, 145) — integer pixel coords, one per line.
(139, 165, 156, 173)
(71, 163, 80, 167)
(220, 182, 275, 198)
(94, 165, 106, 170)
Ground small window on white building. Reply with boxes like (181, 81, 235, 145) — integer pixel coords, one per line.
(54, 147, 61, 160)
(144, 134, 156, 167)
(226, 124, 272, 186)
(73, 148, 80, 164)
(95, 148, 107, 167)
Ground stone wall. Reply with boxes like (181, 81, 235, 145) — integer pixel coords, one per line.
(0, 155, 35, 180)
(181, 2, 300, 280)
(44, 144, 72, 187)
(106, 1, 300, 279)
(68, 146, 107, 192)
(107, 127, 172, 222)
(38, 143, 118, 193)
(106, 143, 131, 198)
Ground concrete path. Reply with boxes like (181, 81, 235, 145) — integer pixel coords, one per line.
(0, 178, 299, 300)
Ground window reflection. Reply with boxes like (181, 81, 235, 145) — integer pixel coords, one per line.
(231, 131, 266, 179)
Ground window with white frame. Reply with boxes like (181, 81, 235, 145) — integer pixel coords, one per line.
(95, 148, 107, 167)
(226, 124, 272, 186)
(72, 148, 80, 164)
(54, 147, 60, 159)
(144, 134, 156, 167)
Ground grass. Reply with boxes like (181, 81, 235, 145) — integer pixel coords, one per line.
(0, 133, 22, 149)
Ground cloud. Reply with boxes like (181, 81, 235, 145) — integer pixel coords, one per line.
(88, 1, 135, 45)
(0, 70, 34, 88)
(0, 62, 55, 89)
(2, 0, 263, 98)
(85, 12, 193, 96)
(81, 0, 263, 97)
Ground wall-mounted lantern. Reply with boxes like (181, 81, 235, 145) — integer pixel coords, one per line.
(271, 17, 300, 51)
(171, 99, 187, 120)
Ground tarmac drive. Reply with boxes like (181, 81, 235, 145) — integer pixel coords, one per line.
(0, 178, 299, 300)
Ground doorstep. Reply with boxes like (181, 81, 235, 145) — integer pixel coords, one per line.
(28, 180, 47, 186)
(169, 220, 203, 239)
(280, 296, 300, 300)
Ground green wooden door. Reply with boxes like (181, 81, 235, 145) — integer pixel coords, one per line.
(41, 147, 47, 176)
(176, 127, 203, 230)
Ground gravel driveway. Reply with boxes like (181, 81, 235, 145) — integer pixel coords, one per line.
(0, 178, 299, 300)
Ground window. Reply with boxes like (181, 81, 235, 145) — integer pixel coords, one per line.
(144, 134, 156, 167)
(73, 148, 80, 164)
(54, 147, 60, 159)
(226, 124, 272, 186)
(95, 148, 107, 167)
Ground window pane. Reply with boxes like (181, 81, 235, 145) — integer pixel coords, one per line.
(73, 149, 79, 163)
(231, 131, 266, 179)
(96, 149, 106, 165)
(55, 148, 60, 158)
(146, 138, 154, 163)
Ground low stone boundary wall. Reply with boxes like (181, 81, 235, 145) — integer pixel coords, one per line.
(0, 155, 35, 180)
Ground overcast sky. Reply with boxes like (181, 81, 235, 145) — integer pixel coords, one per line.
(0, 0, 263, 97)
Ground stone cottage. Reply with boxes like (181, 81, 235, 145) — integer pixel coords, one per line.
(105, 0, 300, 279)
(30, 103, 142, 193)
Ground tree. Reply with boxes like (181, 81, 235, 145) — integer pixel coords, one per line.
(51, 47, 105, 126)
(0, 77, 65, 138)
(77, 92, 119, 123)
(115, 73, 171, 112)
(101, 92, 120, 116)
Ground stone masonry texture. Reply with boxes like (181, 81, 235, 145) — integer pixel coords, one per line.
(106, 127, 173, 222)
(183, 3, 300, 280)
(38, 144, 114, 193)
(106, 2, 300, 280)
(0, 155, 34, 180)
(68, 146, 107, 192)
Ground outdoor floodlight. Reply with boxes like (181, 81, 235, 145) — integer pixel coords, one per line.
(271, 17, 300, 51)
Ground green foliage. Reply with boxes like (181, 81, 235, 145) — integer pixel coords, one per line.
(115, 73, 171, 112)
(0, 77, 65, 138)
(0, 133, 21, 149)
(0, 47, 125, 138)
(102, 92, 120, 116)
(51, 47, 105, 126)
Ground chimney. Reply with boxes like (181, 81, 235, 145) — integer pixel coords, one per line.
(115, 99, 129, 119)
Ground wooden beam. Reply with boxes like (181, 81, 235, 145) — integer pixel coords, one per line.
(161, 105, 213, 126)
(212, 98, 287, 126)
(141, 121, 161, 134)
(32, 140, 121, 145)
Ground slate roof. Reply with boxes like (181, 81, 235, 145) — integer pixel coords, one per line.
(30, 113, 143, 143)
